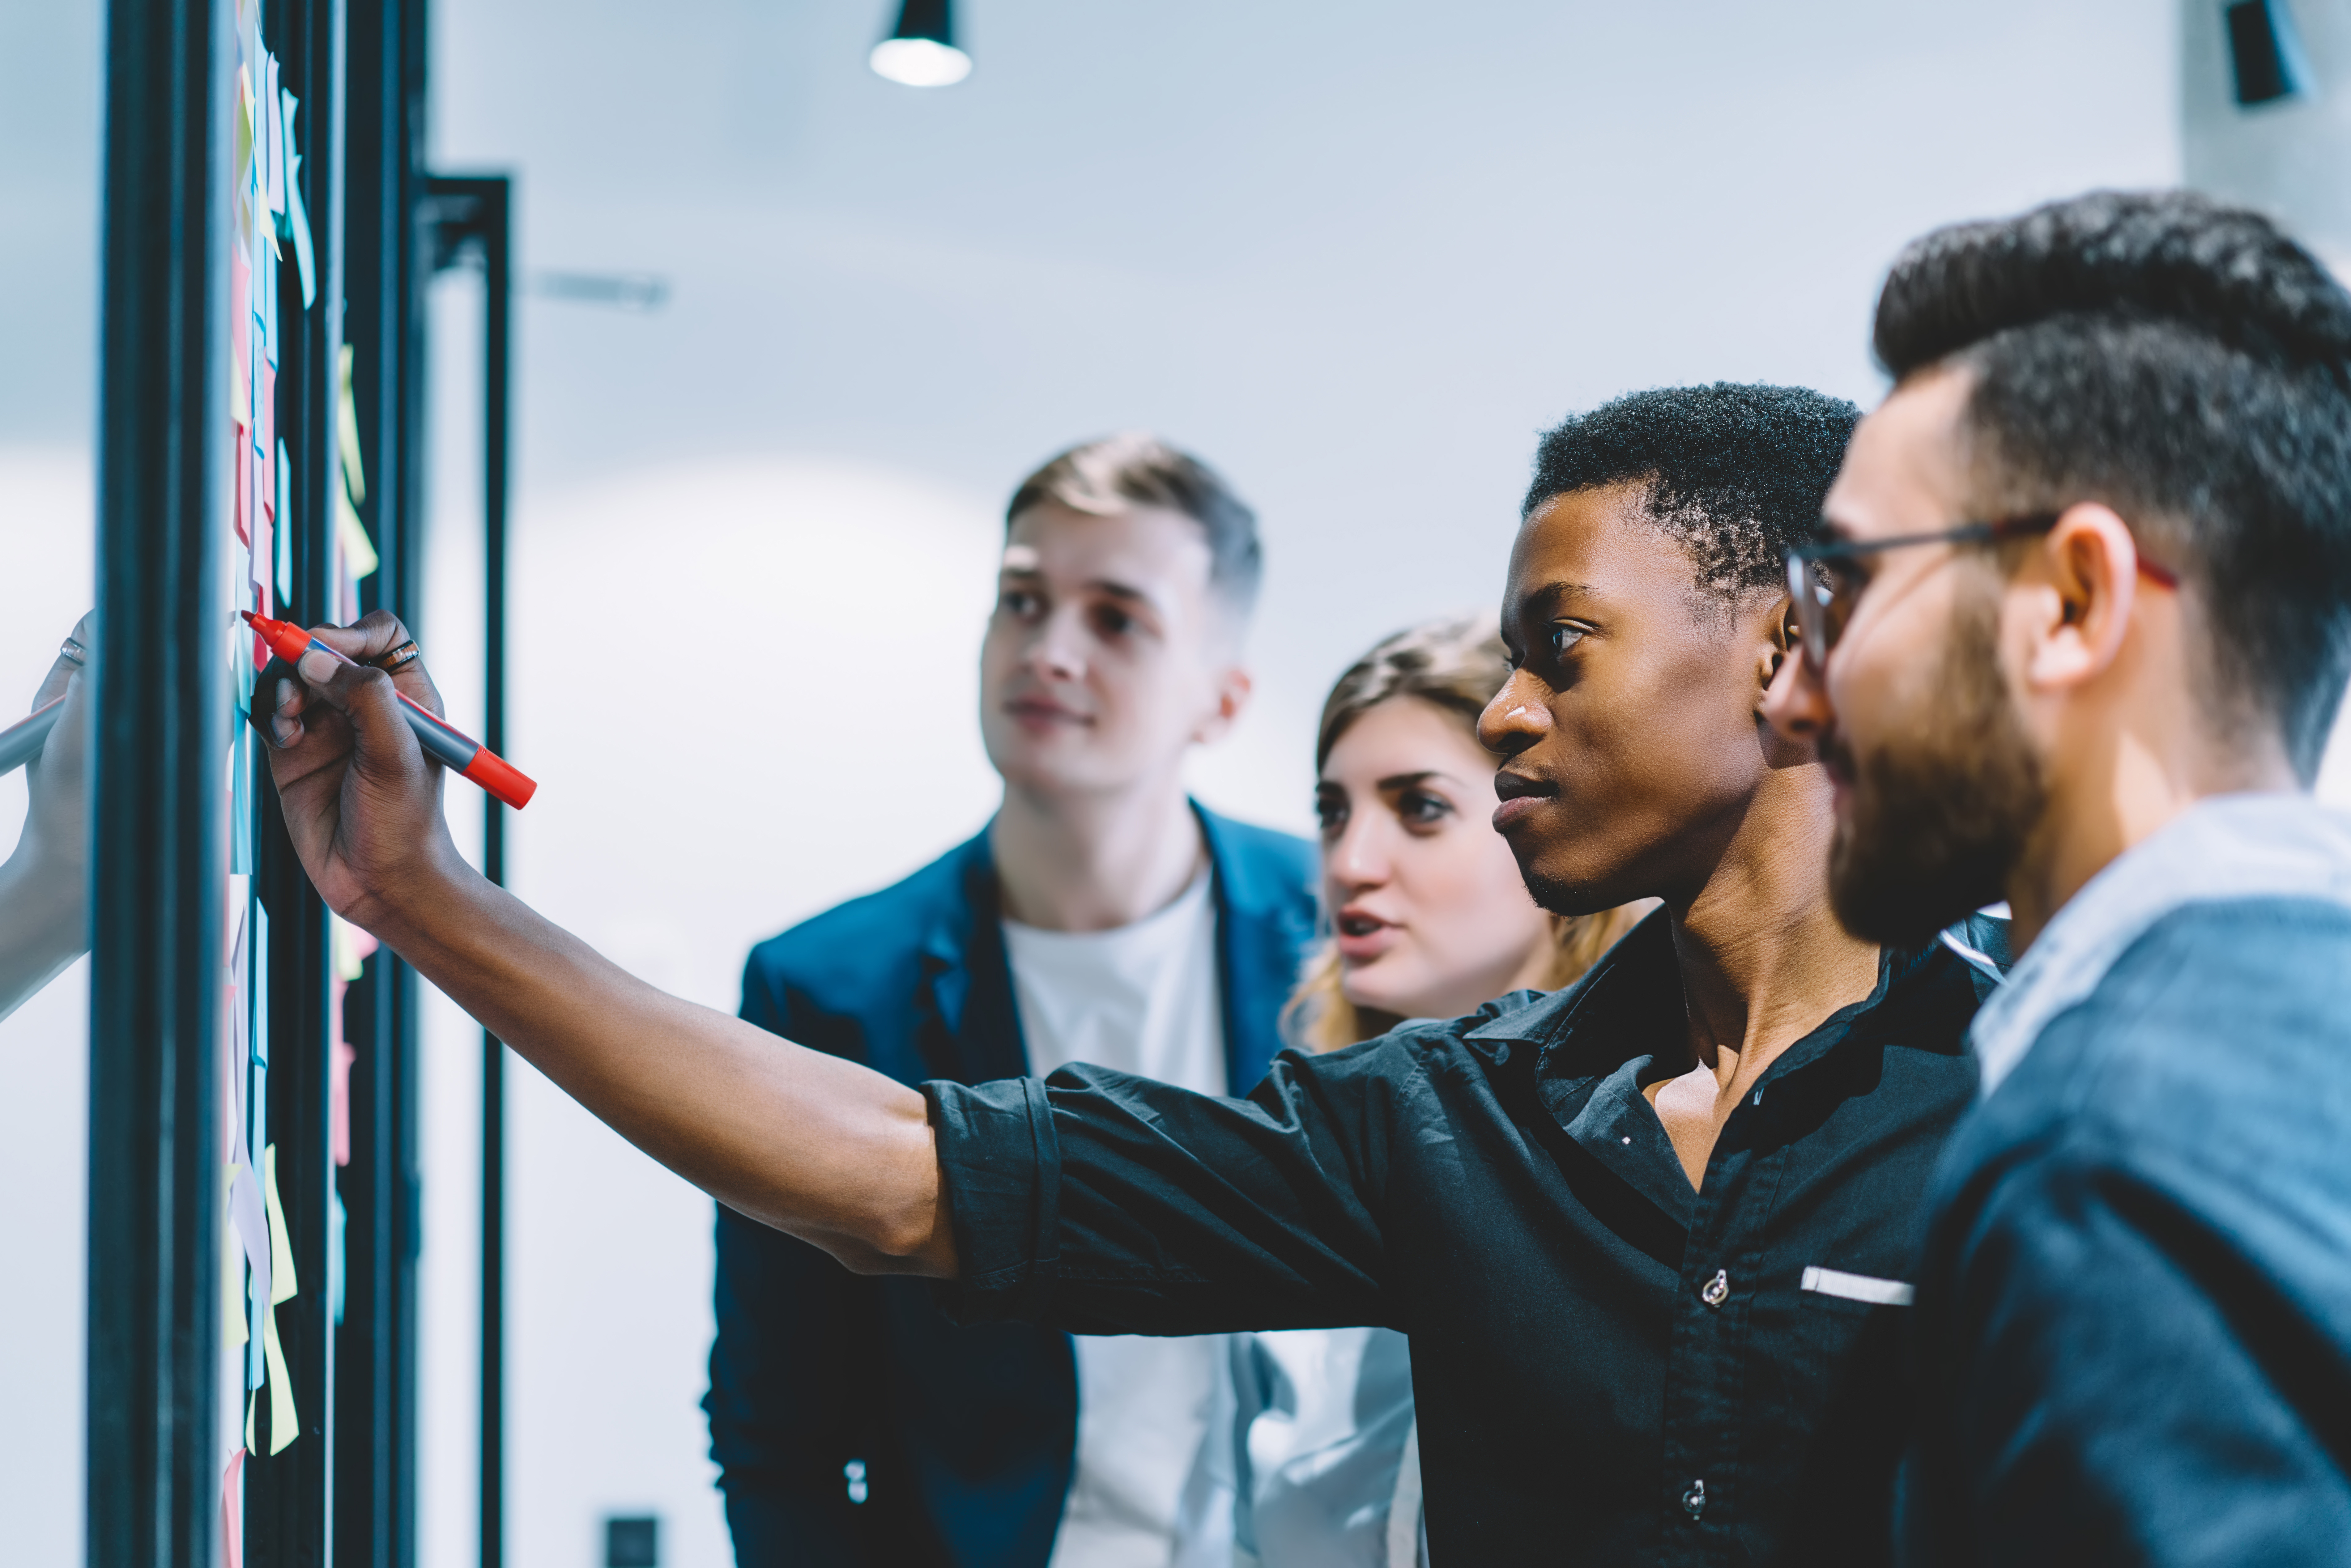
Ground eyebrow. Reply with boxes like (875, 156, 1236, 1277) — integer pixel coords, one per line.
(1374, 770, 1454, 792)
(998, 566, 1160, 609)
(1514, 580, 1600, 617)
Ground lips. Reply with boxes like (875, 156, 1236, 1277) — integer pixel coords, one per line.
(1005, 695, 1092, 729)
(1334, 907, 1397, 962)
(1491, 769, 1555, 832)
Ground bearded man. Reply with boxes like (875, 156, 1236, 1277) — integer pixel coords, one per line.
(1766, 190, 2351, 1566)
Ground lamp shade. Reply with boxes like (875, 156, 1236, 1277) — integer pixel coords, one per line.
(871, 0, 971, 87)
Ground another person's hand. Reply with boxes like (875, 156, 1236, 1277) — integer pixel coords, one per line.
(258, 610, 471, 931)
(0, 612, 97, 1024)
(21, 610, 92, 879)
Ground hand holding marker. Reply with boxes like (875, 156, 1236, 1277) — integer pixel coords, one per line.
(244, 610, 538, 809)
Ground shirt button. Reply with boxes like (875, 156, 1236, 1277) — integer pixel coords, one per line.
(1682, 1477, 1707, 1520)
(1700, 1268, 1730, 1309)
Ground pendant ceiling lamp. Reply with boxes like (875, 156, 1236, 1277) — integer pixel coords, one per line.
(871, 0, 972, 87)
(2224, 0, 2310, 107)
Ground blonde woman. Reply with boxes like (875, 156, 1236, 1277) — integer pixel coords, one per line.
(1229, 613, 1651, 1568)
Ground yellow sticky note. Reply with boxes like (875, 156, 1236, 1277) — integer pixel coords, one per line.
(245, 1390, 257, 1456)
(331, 916, 365, 983)
(262, 1144, 297, 1304)
(262, 1301, 298, 1455)
(337, 344, 366, 505)
(337, 482, 380, 580)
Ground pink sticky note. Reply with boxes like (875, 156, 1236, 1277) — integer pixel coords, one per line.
(220, 1447, 246, 1568)
(233, 435, 250, 548)
(331, 1034, 356, 1168)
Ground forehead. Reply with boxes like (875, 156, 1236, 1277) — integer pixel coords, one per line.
(1322, 695, 1483, 779)
(1505, 481, 1703, 617)
(1825, 369, 1973, 540)
(1004, 500, 1212, 593)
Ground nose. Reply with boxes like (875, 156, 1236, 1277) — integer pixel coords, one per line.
(1476, 671, 1546, 759)
(1327, 808, 1391, 896)
(1761, 644, 1834, 747)
(1026, 605, 1087, 683)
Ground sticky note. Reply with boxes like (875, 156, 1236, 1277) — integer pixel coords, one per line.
(281, 91, 317, 308)
(337, 344, 366, 505)
(235, 66, 255, 193)
(225, 1173, 248, 1348)
(230, 724, 253, 873)
(228, 1162, 270, 1387)
(220, 1448, 245, 1568)
(275, 441, 294, 604)
(262, 1298, 297, 1454)
(338, 481, 380, 580)
(233, 427, 251, 550)
(261, 54, 283, 219)
(263, 1142, 297, 1304)
(251, 901, 270, 1067)
(331, 1036, 354, 1168)
(331, 915, 377, 982)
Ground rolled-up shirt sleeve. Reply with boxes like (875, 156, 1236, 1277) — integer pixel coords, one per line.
(925, 1040, 1404, 1337)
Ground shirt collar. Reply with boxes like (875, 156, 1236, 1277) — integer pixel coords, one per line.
(1969, 791, 2351, 1099)
(1464, 907, 1951, 1086)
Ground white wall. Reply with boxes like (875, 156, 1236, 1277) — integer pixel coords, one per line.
(0, 0, 101, 1558)
(416, 3, 2185, 1564)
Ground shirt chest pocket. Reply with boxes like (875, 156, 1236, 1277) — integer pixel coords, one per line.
(1746, 1262, 1918, 1427)
(1799, 1265, 1915, 1308)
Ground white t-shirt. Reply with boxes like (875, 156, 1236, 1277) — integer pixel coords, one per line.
(1003, 869, 1233, 1568)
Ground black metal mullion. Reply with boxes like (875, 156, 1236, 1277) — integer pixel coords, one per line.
(247, 0, 347, 1557)
(87, 0, 228, 1561)
(478, 175, 513, 1568)
(419, 170, 514, 1568)
(336, 0, 429, 1561)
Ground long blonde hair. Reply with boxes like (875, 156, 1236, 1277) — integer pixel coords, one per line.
(1281, 612, 1651, 1053)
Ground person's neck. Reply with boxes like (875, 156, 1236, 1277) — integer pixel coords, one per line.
(2003, 707, 2300, 952)
(1665, 768, 1882, 1092)
(991, 772, 1206, 933)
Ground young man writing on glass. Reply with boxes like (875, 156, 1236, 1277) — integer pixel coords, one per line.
(255, 385, 2001, 1562)
(1764, 190, 2351, 1565)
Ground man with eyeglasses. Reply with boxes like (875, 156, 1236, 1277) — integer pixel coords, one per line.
(1766, 190, 2351, 1565)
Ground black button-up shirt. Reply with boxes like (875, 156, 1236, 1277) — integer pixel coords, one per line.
(928, 914, 1995, 1564)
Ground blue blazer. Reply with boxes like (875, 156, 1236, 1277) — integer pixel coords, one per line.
(706, 807, 1318, 1567)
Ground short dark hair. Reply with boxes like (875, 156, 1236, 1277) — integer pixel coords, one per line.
(1007, 433, 1263, 620)
(1874, 189, 2351, 780)
(1523, 384, 1862, 601)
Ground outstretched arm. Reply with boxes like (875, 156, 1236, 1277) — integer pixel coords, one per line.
(0, 613, 94, 1024)
(259, 611, 955, 1276)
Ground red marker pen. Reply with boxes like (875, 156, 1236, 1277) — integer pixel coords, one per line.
(244, 610, 538, 809)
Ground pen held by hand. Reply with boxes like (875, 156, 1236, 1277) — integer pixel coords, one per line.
(0, 696, 63, 777)
(243, 610, 538, 809)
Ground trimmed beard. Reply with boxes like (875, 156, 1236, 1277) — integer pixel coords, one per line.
(1826, 583, 2045, 948)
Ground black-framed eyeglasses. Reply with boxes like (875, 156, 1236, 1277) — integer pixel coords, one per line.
(1782, 512, 2180, 668)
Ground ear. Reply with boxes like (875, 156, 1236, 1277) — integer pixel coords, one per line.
(2020, 503, 2142, 694)
(1751, 591, 1798, 706)
(1193, 663, 1253, 746)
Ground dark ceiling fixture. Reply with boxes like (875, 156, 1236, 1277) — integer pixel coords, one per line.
(2225, 0, 2311, 108)
(871, 0, 971, 87)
